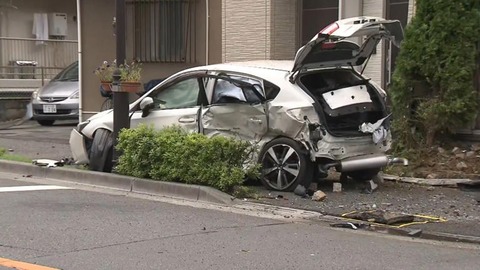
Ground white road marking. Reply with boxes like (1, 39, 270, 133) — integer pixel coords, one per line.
(0, 185, 72, 192)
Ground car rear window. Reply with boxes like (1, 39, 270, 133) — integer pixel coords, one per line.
(264, 80, 280, 100)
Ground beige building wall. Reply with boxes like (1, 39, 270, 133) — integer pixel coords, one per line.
(80, 0, 219, 121)
(271, 0, 298, 60)
(221, 0, 271, 62)
(79, 0, 116, 118)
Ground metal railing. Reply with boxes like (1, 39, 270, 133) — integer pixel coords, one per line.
(0, 37, 78, 81)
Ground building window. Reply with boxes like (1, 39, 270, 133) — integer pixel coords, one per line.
(302, 0, 339, 45)
(127, 0, 196, 63)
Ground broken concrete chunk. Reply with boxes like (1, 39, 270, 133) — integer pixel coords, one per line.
(363, 180, 378, 194)
(408, 229, 423, 237)
(332, 182, 342, 193)
(344, 210, 414, 225)
(455, 153, 466, 159)
(451, 147, 460, 154)
(312, 190, 327, 201)
(372, 173, 384, 184)
(437, 147, 446, 154)
(466, 151, 476, 158)
(456, 161, 468, 170)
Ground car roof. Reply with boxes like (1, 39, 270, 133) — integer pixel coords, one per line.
(188, 60, 294, 73)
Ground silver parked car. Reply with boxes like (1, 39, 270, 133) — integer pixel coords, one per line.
(70, 17, 408, 191)
(32, 61, 79, 126)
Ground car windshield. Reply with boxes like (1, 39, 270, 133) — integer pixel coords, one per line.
(52, 62, 78, 81)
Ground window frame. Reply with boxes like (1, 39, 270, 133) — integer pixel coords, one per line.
(126, 0, 197, 63)
(207, 74, 266, 105)
(147, 75, 208, 110)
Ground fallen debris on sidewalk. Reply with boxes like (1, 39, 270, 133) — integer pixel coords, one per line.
(383, 174, 475, 187)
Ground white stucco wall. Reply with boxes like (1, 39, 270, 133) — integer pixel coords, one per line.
(0, 0, 77, 40)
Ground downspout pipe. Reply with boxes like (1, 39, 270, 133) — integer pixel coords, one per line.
(205, 0, 209, 65)
(76, 0, 83, 122)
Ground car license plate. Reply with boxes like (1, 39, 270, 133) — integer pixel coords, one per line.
(43, 104, 57, 113)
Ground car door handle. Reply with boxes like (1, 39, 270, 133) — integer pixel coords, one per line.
(178, 117, 196, 123)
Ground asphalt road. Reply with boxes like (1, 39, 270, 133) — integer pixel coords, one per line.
(2, 120, 480, 242)
(0, 120, 75, 160)
(1, 173, 480, 270)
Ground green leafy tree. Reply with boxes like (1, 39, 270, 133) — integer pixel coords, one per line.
(390, 0, 480, 148)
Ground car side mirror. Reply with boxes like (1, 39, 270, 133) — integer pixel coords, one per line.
(140, 97, 154, 117)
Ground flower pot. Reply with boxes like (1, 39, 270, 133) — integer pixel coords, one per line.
(120, 82, 142, 93)
(101, 82, 112, 92)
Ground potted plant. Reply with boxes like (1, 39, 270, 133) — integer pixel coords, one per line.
(94, 60, 115, 92)
(119, 60, 142, 93)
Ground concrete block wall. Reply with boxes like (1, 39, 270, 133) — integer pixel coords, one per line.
(0, 99, 30, 122)
(221, 0, 272, 62)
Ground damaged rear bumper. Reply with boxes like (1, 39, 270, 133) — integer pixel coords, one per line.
(69, 129, 89, 165)
(322, 154, 408, 172)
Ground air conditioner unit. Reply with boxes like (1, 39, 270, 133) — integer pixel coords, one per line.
(48, 13, 68, 37)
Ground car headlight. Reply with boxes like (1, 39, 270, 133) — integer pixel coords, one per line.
(69, 91, 79, 99)
(31, 89, 39, 100)
(77, 120, 90, 132)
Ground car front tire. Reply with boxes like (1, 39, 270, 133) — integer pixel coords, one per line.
(259, 137, 311, 191)
(88, 129, 113, 172)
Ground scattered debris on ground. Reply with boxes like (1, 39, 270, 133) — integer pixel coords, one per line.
(387, 143, 480, 179)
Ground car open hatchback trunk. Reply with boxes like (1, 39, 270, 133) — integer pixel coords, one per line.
(300, 69, 387, 136)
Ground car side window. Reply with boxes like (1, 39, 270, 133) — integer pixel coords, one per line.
(152, 78, 200, 109)
(212, 78, 262, 104)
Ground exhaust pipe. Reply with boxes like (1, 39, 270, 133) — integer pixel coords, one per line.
(337, 155, 408, 172)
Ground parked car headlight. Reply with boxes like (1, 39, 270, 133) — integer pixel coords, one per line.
(69, 91, 79, 99)
(31, 89, 39, 100)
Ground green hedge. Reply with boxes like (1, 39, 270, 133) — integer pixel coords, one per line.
(115, 125, 258, 192)
(390, 0, 480, 148)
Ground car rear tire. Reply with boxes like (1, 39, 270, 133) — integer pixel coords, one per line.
(88, 129, 114, 172)
(37, 120, 55, 126)
(259, 137, 311, 191)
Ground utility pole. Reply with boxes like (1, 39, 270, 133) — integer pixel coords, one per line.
(112, 0, 129, 164)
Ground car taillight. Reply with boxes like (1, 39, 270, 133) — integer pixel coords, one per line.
(320, 23, 339, 35)
(321, 43, 336, 49)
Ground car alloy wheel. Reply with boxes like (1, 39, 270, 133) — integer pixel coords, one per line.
(259, 138, 309, 191)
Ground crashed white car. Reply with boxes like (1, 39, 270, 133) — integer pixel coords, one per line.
(70, 17, 408, 191)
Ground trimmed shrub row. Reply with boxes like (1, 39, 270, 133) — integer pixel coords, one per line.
(115, 125, 258, 192)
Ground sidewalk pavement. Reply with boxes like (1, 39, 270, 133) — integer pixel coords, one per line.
(1, 160, 479, 244)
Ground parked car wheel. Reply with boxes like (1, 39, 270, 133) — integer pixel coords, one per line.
(37, 120, 55, 126)
(88, 129, 113, 172)
(259, 137, 311, 191)
(345, 168, 381, 181)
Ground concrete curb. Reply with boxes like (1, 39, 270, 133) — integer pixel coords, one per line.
(0, 160, 235, 205)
